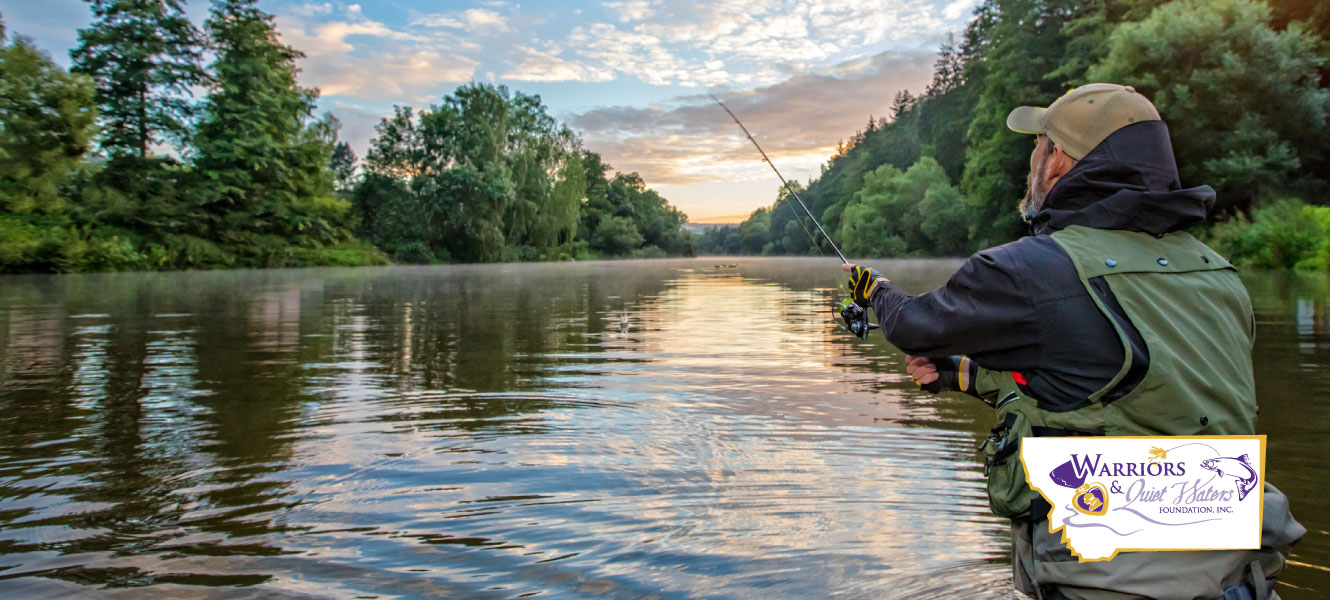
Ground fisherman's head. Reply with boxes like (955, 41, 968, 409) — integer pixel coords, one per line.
(1007, 83, 1162, 220)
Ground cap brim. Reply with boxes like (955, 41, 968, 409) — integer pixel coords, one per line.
(1006, 106, 1046, 135)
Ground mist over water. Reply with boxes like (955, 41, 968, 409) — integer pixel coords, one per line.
(0, 258, 1324, 598)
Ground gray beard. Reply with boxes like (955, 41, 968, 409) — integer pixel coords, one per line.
(1020, 159, 1049, 221)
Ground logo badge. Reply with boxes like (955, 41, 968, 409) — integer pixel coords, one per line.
(1022, 436, 1265, 561)
(1073, 482, 1108, 515)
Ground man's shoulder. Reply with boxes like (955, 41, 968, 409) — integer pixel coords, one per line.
(970, 234, 1074, 276)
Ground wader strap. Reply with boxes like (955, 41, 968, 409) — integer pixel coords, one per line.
(1030, 518, 1045, 600)
(1249, 561, 1266, 600)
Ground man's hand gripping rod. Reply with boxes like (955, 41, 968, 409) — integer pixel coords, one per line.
(710, 94, 879, 340)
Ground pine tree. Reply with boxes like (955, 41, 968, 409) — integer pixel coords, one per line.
(71, 0, 204, 161)
(330, 142, 358, 192)
(890, 90, 917, 121)
(193, 0, 342, 246)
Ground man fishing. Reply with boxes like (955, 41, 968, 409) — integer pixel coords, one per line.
(841, 84, 1304, 600)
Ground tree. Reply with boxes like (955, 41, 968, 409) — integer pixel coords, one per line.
(917, 34, 976, 183)
(959, 0, 1100, 249)
(0, 23, 100, 272)
(891, 90, 917, 121)
(1089, 0, 1329, 213)
(72, 0, 204, 161)
(837, 158, 968, 258)
(353, 84, 689, 263)
(331, 142, 357, 192)
(533, 152, 584, 254)
(0, 26, 98, 216)
(192, 0, 354, 259)
(592, 214, 644, 256)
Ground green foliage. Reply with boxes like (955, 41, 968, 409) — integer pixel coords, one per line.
(695, 225, 742, 255)
(592, 215, 645, 256)
(1089, 0, 1329, 211)
(194, 0, 349, 245)
(839, 158, 968, 257)
(71, 0, 205, 161)
(331, 141, 357, 192)
(0, 31, 97, 216)
(585, 173, 692, 256)
(959, 0, 1101, 248)
(0, 11, 382, 273)
(11, 0, 1329, 272)
(355, 83, 692, 263)
(1206, 199, 1330, 270)
(715, 0, 1330, 268)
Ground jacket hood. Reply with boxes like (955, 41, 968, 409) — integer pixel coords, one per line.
(1028, 120, 1214, 236)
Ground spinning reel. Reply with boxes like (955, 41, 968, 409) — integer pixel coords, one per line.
(835, 298, 879, 340)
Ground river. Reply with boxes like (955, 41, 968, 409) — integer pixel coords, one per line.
(0, 257, 1325, 598)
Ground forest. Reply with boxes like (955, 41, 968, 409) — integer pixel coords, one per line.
(697, 0, 1330, 270)
(5, 0, 1330, 273)
(0, 0, 690, 273)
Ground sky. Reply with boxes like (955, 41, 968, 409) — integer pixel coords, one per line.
(2, 0, 981, 220)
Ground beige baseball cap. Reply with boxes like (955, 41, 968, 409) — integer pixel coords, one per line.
(1006, 83, 1161, 160)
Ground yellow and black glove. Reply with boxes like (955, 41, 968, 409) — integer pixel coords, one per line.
(846, 264, 889, 307)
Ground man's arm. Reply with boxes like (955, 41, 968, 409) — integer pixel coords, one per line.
(869, 246, 1041, 361)
(908, 355, 1006, 405)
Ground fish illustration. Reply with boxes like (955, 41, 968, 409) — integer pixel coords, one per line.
(1198, 454, 1258, 501)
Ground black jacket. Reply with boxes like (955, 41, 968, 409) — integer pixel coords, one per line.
(870, 120, 1216, 408)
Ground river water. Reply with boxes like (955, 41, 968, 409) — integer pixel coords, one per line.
(0, 257, 1324, 599)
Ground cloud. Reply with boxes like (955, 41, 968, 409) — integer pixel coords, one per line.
(462, 8, 510, 30)
(276, 6, 477, 102)
(503, 46, 616, 83)
(513, 0, 967, 89)
(410, 8, 511, 32)
(287, 2, 333, 18)
(411, 14, 464, 28)
(567, 49, 937, 186)
(604, 1, 657, 22)
(276, 6, 425, 54)
(305, 50, 477, 101)
(942, 0, 980, 20)
(327, 103, 383, 158)
(630, 0, 947, 58)
(565, 23, 752, 88)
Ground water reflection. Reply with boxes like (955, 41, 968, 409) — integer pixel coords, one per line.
(0, 259, 1323, 598)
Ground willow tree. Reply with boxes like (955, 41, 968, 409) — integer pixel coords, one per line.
(357, 83, 591, 262)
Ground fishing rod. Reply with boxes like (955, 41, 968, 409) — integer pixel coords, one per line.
(710, 94, 878, 340)
(710, 95, 847, 263)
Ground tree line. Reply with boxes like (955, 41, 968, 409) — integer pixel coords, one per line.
(347, 84, 692, 263)
(698, 0, 1330, 270)
(0, 1, 692, 274)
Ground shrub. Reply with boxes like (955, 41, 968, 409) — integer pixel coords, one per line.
(1206, 199, 1330, 270)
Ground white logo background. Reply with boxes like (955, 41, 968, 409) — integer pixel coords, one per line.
(1022, 436, 1264, 561)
